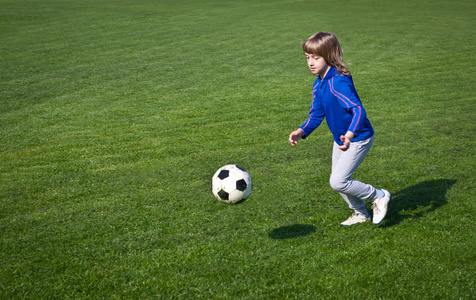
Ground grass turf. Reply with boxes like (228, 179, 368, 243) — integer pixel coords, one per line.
(1, 0, 475, 298)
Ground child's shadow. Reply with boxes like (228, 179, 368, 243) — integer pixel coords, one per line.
(382, 179, 456, 227)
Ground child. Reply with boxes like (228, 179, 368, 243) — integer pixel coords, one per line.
(288, 31, 391, 226)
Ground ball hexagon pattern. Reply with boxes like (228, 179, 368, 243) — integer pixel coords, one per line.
(212, 164, 252, 204)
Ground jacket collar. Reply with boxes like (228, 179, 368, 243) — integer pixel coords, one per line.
(321, 66, 339, 82)
(314, 66, 340, 90)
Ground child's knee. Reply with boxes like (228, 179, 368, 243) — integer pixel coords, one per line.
(329, 175, 349, 193)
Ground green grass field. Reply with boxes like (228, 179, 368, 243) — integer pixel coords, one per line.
(1, 0, 475, 298)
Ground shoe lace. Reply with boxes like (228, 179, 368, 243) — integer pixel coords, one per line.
(351, 213, 367, 220)
(372, 201, 380, 214)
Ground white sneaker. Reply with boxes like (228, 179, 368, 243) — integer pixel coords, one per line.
(341, 213, 370, 226)
(372, 189, 391, 225)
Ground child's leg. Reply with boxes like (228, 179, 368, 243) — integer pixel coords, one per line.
(330, 136, 379, 212)
(338, 192, 369, 216)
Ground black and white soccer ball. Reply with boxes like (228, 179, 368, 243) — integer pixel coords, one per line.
(212, 164, 252, 204)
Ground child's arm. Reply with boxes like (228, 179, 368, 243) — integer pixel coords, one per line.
(331, 77, 367, 138)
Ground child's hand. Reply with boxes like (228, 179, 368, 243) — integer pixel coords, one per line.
(338, 132, 355, 151)
(289, 129, 304, 146)
(338, 135, 351, 151)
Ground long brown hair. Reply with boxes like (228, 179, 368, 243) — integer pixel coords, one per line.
(302, 32, 350, 75)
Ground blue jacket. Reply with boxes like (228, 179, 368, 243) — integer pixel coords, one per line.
(300, 67, 374, 145)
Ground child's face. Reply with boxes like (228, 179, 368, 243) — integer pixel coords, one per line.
(305, 52, 329, 78)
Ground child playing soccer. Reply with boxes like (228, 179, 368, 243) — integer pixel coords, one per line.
(288, 31, 391, 226)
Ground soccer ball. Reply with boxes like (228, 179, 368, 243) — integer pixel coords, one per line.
(212, 164, 252, 204)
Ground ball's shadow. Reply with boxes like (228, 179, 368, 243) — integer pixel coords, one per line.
(268, 224, 317, 239)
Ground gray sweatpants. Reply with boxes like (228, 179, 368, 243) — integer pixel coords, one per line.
(330, 136, 378, 215)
